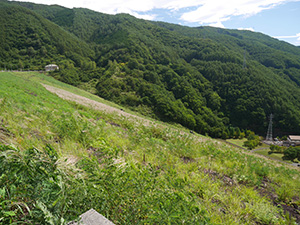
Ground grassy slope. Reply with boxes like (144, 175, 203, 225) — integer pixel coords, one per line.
(1, 72, 300, 224)
(18, 72, 121, 107)
(22, 72, 194, 132)
(255, 149, 285, 161)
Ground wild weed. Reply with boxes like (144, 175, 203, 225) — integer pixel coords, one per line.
(277, 184, 293, 203)
(1, 72, 299, 224)
(0, 144, 68, 224)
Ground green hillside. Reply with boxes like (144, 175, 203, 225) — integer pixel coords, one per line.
(2, 0, 300, 138)
(0, 1, 94, 71)
(1, 2, 300, 224)
(1, 72, 300, 224)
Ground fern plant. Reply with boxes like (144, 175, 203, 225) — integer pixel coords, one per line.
(0, 144, 68, 224)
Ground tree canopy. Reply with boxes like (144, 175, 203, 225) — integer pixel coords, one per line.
(2, 0, 300, 138)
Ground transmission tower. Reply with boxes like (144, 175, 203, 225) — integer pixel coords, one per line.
(266, 113, 273, 141)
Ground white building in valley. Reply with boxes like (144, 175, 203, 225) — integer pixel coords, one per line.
(45, 64, 59, 71)
(287, 135, 300, 146)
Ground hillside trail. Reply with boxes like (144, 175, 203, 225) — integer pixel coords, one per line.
(42, 84, 152, 125)
(42, 84, 299, 169)
(42, 84, 206, 141)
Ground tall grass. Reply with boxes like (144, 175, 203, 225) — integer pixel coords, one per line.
(0, 72, 299, 224)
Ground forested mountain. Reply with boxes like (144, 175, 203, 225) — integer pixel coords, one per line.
(0, 1, 94, 70)
(2, 0, 300, 138)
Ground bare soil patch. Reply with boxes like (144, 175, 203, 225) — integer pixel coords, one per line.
(255, 178, 300, 223)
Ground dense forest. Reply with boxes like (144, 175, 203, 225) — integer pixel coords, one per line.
(1, 0, 300, 138)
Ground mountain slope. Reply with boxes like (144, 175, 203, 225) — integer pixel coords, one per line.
(3, 1, 300, 137)
(1, 72, 300, 224)
(0, 1, 94, 71)
(42, 6, 300, 136)
(153, 22, 300, 86)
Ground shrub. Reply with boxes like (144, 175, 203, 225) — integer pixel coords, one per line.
(243, 133, 261, 150)
(283, 147, 300, 161)
(269, 144, 285, 154)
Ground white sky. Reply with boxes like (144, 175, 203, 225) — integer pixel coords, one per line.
(11, 0, 294, 23)
(12, 0, 300, 45)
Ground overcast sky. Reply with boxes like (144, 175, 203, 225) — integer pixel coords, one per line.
(13, 0, 300, 46)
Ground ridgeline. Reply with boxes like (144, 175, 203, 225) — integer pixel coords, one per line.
(1, 0, 300, 138)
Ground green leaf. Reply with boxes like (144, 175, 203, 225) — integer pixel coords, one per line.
(3, 211, 16, 217)
(0, 187, 5, 198)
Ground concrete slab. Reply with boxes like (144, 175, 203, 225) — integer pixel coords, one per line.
(68, 209, 115, 225)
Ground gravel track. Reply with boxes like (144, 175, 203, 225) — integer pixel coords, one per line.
(42, 84, 156, 127)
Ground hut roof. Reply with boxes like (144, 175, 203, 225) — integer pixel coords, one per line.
(288, 135, 300, 141)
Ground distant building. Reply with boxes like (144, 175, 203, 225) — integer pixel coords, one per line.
(45, 64, 59, 71)
(287, 135, 300, 146)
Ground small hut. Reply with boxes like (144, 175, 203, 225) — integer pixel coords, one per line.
(45, 64, 59, 71)
(287, 135, 300, 146)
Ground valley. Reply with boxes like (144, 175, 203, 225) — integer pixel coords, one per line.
(1, 0, 300, 223)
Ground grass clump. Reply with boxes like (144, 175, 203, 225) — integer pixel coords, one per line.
(0, 144, 67, 224)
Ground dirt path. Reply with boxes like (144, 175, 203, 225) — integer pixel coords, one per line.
(42, 84, 156, 126)
(251, 147, 269, 152)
